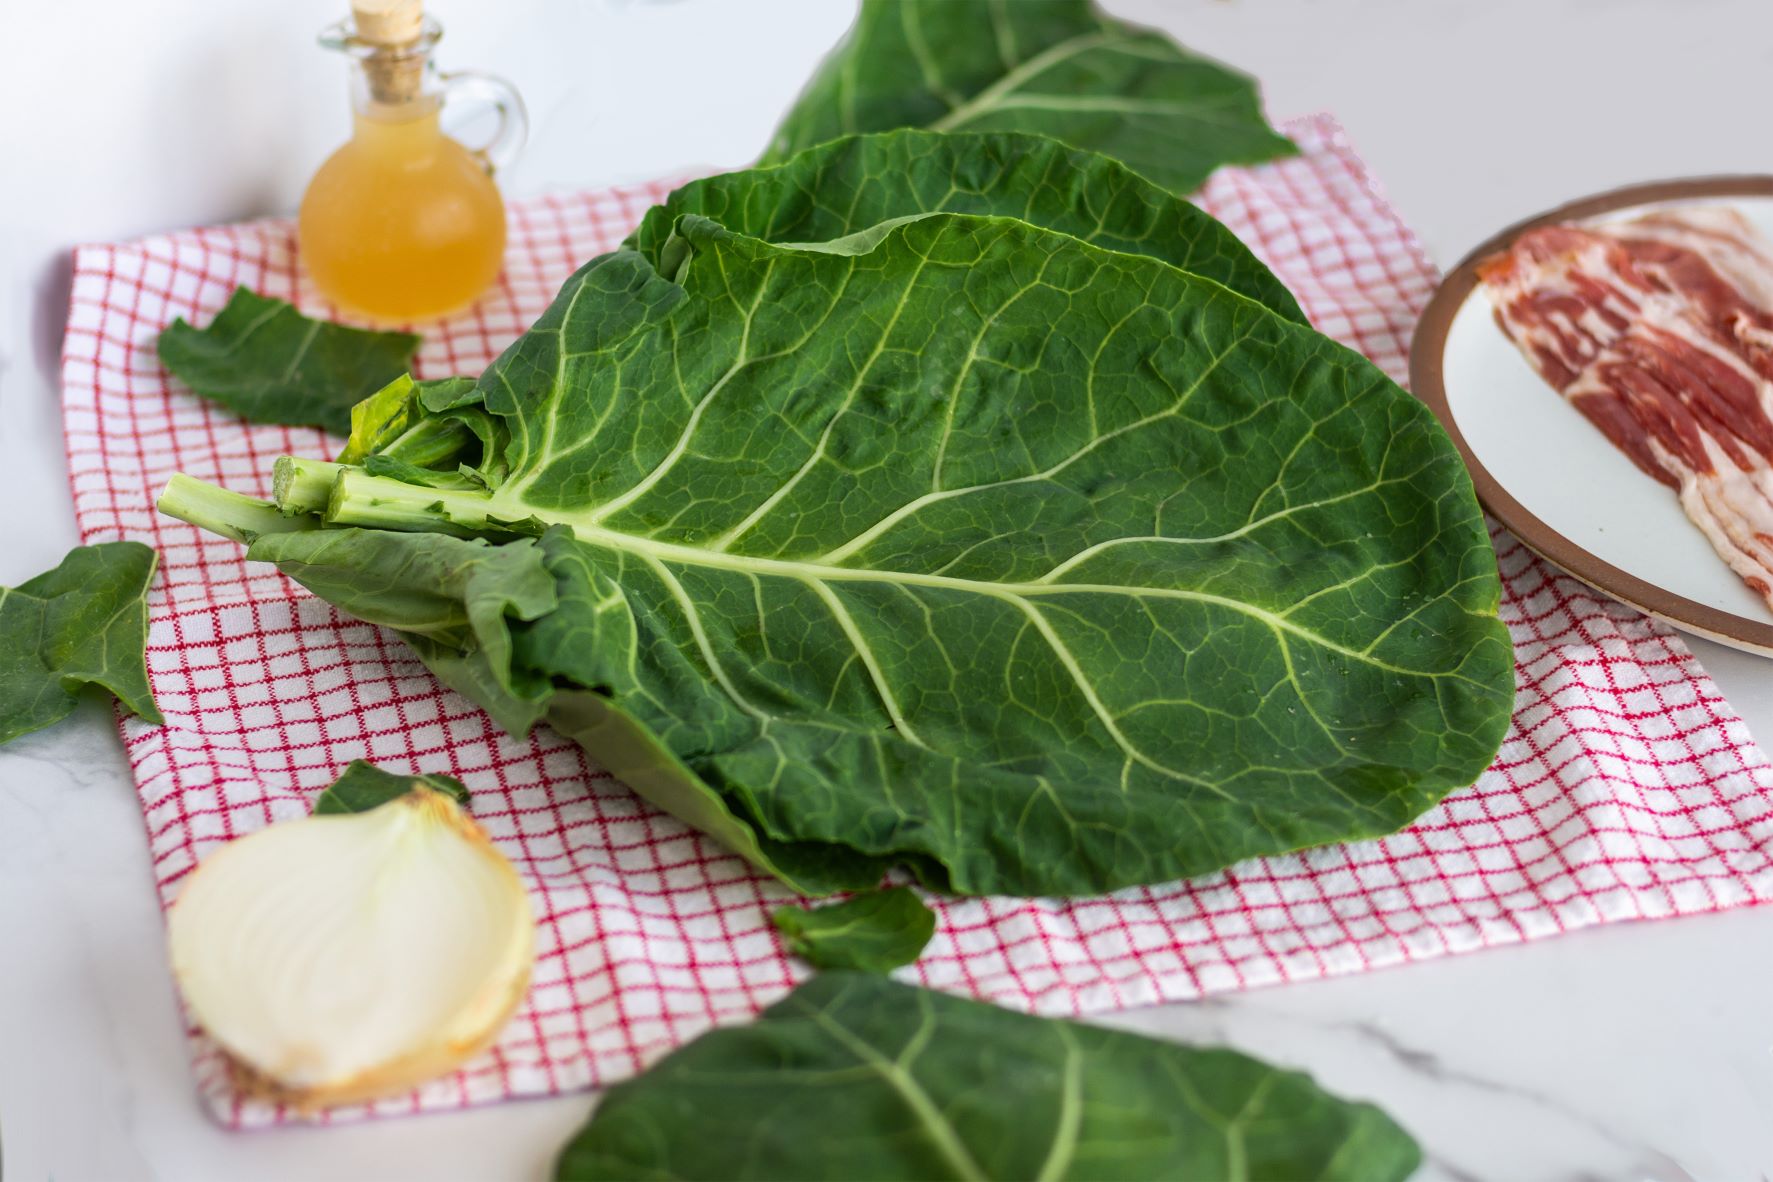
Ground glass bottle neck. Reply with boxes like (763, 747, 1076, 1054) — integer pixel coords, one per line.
(320, 15, 447, 121)
(348, 58, 441, 119)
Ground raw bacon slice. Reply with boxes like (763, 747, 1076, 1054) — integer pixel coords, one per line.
(1480, 207, 1773, 607)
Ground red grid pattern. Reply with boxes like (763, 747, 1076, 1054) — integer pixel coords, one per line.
(60, 115, 1773, 1127)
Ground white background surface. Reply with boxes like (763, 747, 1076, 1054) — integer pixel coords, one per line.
(4, 2, 1773, 1179)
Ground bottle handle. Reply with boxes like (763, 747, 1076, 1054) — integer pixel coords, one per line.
(437, 69, 528, 176)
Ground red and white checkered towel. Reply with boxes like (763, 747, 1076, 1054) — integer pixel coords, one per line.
(60, 115, 1773, 1128)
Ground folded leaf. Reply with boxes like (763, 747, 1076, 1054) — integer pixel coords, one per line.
(553, 973, 1420, 1181)
(764, 0, 1296, 194)
(232, 200, 1512, 897)
(311, 759, 471, 815)
(158, 288, 420, 435)
(0, 541, 161, 745)
(633, 130, 1304, 324)
(773, 887, 936, 973)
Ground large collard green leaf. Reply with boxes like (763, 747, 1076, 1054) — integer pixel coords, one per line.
(553, 973, 1420, 1181)
(1, 541, 161, 745)
(158, 288, 420, 435)
(773, 888, 937, 973)
(764, 0, 1296, 194)
(630, 130, 1304, 324)
(244, 202, 1513, 898)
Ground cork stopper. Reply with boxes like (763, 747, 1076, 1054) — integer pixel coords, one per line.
(353, 0, 424, 45)
(352, 0, 427, 106)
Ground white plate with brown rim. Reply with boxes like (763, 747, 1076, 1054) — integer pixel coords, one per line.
(1410, 176, 1773, 656)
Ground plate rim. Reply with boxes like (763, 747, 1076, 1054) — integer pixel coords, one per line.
(1409, 174, 1773, 656)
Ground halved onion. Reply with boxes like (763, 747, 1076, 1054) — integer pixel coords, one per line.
(167, 785, 535, 1110)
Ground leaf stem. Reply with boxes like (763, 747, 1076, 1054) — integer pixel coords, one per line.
(325, 468, 494, 537)
(383, 417, 474, 469)
(273, 457, 345, 515)
(156, 475, 322, 544)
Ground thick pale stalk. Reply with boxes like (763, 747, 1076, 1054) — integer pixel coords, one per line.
(326, 468, 509, 534)
(157, 475, 322, 544)
(382, 416, 475, 468)
(273, 457, 346, 516)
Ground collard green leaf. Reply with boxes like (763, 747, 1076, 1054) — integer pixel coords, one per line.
(773, 887, 936, 973)
(0, 541, 161, 745)
(311, 759, 471, 815)
(238, 195, 1512, 898)
(631, 130, 1304, 324)
(337, 374, 481, 465)
(764, 0, 1296, 194)
(553, 973, 1420, 1182)
(158, 288, 420, 435)
(338, 374, 422, 464)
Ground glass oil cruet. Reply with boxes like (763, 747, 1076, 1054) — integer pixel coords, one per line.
(299, 0, 527, 324)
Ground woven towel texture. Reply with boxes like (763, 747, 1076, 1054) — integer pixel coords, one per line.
(60, 115, 1773, 1126)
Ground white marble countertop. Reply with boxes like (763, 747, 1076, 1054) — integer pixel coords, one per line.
(4, 2, 1772, 1178)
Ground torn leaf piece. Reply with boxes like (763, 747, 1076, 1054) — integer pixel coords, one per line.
(158, 287, 419, 435)
(773, 887, 936, 973)
(312, 759, 472, 815)
(0, 540, 160, 745)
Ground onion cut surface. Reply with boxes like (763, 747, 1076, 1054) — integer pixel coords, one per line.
(166, 787, 535, 1110)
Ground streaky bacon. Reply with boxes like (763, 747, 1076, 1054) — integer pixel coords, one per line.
(1479, 206, 1773, 605)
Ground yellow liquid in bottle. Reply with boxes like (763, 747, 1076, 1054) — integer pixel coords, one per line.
(298, 105, 506, 324)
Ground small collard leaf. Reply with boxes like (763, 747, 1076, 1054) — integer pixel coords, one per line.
(0, 541, 161, 745)
(312, 760, 471, 815)
(773, 887, 936, 973)
(158, 288, 420, 435)
(553, 973, 1421, 1181)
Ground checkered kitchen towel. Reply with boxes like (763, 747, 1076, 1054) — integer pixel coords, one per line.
(59, 115, 1773, 1127)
